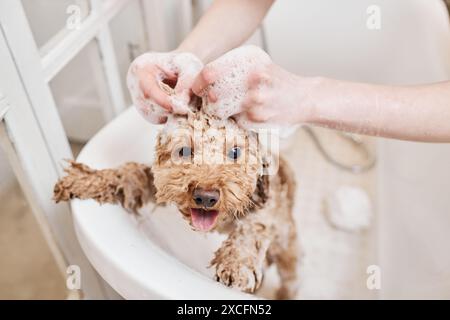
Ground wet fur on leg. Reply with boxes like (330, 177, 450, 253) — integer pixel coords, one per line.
(53, 160, 155, 213)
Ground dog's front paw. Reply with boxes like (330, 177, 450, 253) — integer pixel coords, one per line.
(212, 251, 263, 293)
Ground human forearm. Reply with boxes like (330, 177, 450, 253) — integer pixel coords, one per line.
(177, 0, 274, 63)
(222, 58, 450, 142)
(307, 79, 450, 142)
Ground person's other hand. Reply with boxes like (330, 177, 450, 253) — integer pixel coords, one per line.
(191, 45, 272, 121)
(127, 51, 203, 124)
(191, 45, 314, 128)
(240, 63, 316, 126)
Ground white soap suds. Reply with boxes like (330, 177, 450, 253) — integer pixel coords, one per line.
(202, 45, 271, 119)
(201, 45, 297, 135)
(127, 52, 202, 123)
(325, 186, 372, 232)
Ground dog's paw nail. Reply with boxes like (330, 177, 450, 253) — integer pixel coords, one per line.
(215, 262, 262, 293)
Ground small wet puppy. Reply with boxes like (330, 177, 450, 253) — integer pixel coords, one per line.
(54, 48, 299, 299)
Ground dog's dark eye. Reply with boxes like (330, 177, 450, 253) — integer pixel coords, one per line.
(178, 146, 193, 158)
(227, 147, 241, 160)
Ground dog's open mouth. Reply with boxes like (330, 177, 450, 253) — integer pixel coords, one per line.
(190, 208, 219, 231)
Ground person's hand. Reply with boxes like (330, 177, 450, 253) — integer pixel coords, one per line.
(239, 63, 316, 126)
(127, 51, 203, 124)
(191, 45, 313, 128)
(191, 45, 272, 120)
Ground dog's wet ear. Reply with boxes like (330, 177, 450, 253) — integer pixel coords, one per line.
(252, 174, 270, 208)
(251, 158, 270, 208)
(193, 95, 203, 112)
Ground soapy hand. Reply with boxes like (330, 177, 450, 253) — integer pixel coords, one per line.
(191, 45, 271, 124)
(128, 46, 314, 128)
(127, 51, 203, 124)
(241, 63, 315, 125)
(191, 45, 312, 128)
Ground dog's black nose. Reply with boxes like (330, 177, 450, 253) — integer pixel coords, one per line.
(193, 188, 220, 208)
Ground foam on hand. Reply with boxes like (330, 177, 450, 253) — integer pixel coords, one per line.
(201, 45, 271, 120)
(128, 46, 297, 137)
(201, 46, 296, 135)
(127, 52, 203, 123)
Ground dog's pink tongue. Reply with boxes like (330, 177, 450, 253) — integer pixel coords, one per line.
(191, 209, 219, 231)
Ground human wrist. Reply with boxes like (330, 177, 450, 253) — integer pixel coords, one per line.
(175, 41, 211, 64)
(295, 76, 328, 124)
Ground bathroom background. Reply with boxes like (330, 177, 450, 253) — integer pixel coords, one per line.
(0, 0, 449, 299)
